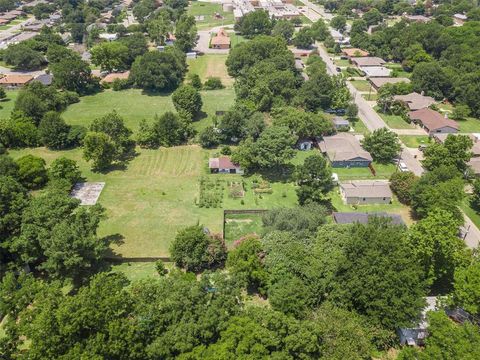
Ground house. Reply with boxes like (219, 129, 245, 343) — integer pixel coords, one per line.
(339, 180, 392, 204)
(393, 92, 436, 111)
(342, 48, 369, 58)
(209, 156, 243, 174)
(101, 71, 130, 84)
(351, 57, 385, 67)
(34, 73, 53, 86)
(333, 212, 404, 225)
(210, 28, 230, 49)
(368, 77, 410, 90)
(403, 14, 431, 23)
(318, 133, 372, 167)
(329, 29, 349, 44)
(453, 13, 467, 26)
(0, 74, 33, 88)
(360, 66, 391, 78)
(98, 33, 117, 41)
(398, 297, 438, 347)
(408, 108, 459, 135)
(332, 116, 350, 130)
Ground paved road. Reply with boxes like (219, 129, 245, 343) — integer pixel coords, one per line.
(296, 0, 333, 21)
(0, 16, 36, 44)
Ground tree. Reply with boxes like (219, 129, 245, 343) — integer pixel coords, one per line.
(295, 72, 335, 111)
(147, 16, 173, 45)
(390, 171, 418, 204)
(118, 32, 148, 65)
(423, 134, 473, 172)
(271, 107, 332, 138)
(472, 178, 480, 210)
(361, 128, 402, 163)
(0, 176, 28, 242)
(272, 19, 295, 42)
(170, 225, 226, 272)
(153, 111, 192, 147)
(90, 111, 135, 158)
(15, 155, 47, 189)
(13, 90, 47, 124)
(0, 87, 6, 101)
(0, 154, 19, 178)
(203, 77, 223, 90)
(129, 47, 187, 91)
(330, 15, 347, 32)
(171, 84, 202, 117)
(310, 19, 329, 41)
(218, 103, 254, 142)
(234, 10, 273, 38)
(83, 132, 117, 171)
(345, 103, 358, 120)
(174, 14, 197, 52)
(188, 73, 202, 89)
(410, 166, 465, 220)
(328, 218, 426, 329)
(408, 209, 469, 291)
(295, 154, 333, 205)
(226, 237, 269, 294)
(38, 111, 71, 150)
(3, 43, 45, 70)
(90, 41, 129, 72)
(411, 62, 451, 100)
(451, 105, 471, 120)
(453, 260, 480, 315)
(48, 157, 81, 186)
(198, 126, 220, 148)
(136, 119, 158, 148)
(363, 8, 383, 26)
(293, 27, 313, 49)
(232, 126, 296, 171)
(50, 56, 97, 94)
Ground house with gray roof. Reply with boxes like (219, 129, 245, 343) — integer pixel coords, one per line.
(319, 133, 372, 167)
(339, 180, 392, 204)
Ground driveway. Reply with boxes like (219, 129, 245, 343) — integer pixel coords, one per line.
(194, 25, 233, 54)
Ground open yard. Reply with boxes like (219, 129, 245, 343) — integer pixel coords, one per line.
(187, 54, 234, 87)
(461, 197, 480, 230)
(399, 135, 431, 148)
(375, 106, 415, 129)
(187, 2, 234, 30)
(350, 80, 372, 92)
(224, 212, 264, 245)
(0, 90, 18, 119)
(62, 88, 235, 133)
(333, 162, 397, 180)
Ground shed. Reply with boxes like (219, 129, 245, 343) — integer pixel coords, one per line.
(101, 71, 130, 84)
(209, 156, 243, 174)
(332, 116, 350, 130)
(210, 28, 230, 49)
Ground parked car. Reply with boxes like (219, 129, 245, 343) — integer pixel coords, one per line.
(418, 144, 427, 151)
(399, 162, 409, 172)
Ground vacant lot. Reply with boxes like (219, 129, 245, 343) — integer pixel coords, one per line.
(224, 213, 264, 245)
(187, 54, 234, 87)
(187, 2, 234, 30)
(399, 135, 431, 148)
(375, 107, 415, 129)
(63, 88, 235, 133)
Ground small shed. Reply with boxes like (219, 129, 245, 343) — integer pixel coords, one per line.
(332, 117, 350, 130)
(209, 156, 243, 174)
(297, 137, 316, 151)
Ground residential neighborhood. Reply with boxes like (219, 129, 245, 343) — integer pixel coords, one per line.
(1, 0, 480, 357)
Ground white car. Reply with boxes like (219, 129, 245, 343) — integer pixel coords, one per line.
(399, 162, 408, 172)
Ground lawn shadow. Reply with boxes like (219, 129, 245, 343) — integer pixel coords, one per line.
(141, 89, 173, 97)
(193, 110, 208, 122)
(257, 164, 295, 183)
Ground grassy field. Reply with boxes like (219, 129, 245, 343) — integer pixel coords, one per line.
(455, 118, 480, 133)
(224, 213, 264, 245)
(350, 80, 372, 92)
(62, 88, 235, 133)
(375, 107, 415, 129)
(187, 54, 234, 87)
(362, 93, 378, 101)
(461, 197, 480, 229)
(399, 135, 431, 148)
(384, 63, 411, 79)
(0, 90, 19, 119)
(333, 162, 397, 180)
(187, 2, 234, 30)
(334, 58, 350, 67)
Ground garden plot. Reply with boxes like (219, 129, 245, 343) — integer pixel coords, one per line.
(70, 182, 105, 205)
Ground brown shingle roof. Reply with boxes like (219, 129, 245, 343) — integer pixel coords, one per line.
(351, 57, 385, 67)
(0, 74, 33, 84)
(393, 92, 436, 111)
(211, 28, 230, 46)
(408, 108, 459, 132)
(342, 48, 369, 57)
(340, 180, 393, 198)
(319, 133, 372, 162)
(369, 77, 410, 89)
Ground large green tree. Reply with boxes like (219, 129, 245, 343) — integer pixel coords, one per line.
(361, 128, 402, 163)
(234, 10, 273, 38)
(38, 111, 71, 150)
(423, 134, 473, 172)
(295, 154, 334, 205)
(171, 84, 202, 117)
(90, 41, 129, 72)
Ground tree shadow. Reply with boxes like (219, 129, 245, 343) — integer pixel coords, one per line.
(141, 89, 173, 97)
(257, 164, 296, 183)
(193, 110, 208, 122)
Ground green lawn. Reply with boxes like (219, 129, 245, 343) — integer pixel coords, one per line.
(333, 162, 397, 180)
(334, 58, 350, 67)
(455, 118, 480, 133)
(384, 63, 412, 79)
(0, 90, 18, 119)
(350, 80, 372, 92)
(224, 213, 264, 245)
(362, 93, 378, 101)
(229, 33, 248, 47)
(187, 54, 234, 87)
(109, 262, 175, 282)
(351, 119, 369, 134)
(8, 145, 298, 258)
(461, 197, 480, 230)
(375, 106, 415, 129)
(187, 2, 234, 30)
(399, 135, 431, 148)
(62, 88, 235, 133)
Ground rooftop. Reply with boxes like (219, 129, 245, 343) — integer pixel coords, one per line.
(209, 156, 241, 170)
(408, 108, 459, 132)
(342, 48, 369, 57)
(393, 92, 436, 111)
(360, 66, 391, 77)
(351, 57, 385, 67)
(319, 133, 372, 162)
(340, 180, 392, 198)
(210, 28, 230, 46)
(0, 74, 33, 84)
(369, 77, 410, 88)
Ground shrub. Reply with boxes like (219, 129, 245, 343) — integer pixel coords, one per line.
(203, 77, 224, 90)
(155, 260, 167, 276)
(15, 154, 48, 189)
(112, 78, 130, 91)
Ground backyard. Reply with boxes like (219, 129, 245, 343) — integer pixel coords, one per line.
(399, 135, 431, 148)
(187, 54, 234, 87)
(375, 106, 415, 129)
(350, 80, 372, 92)
(187, 2, 234, 30)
